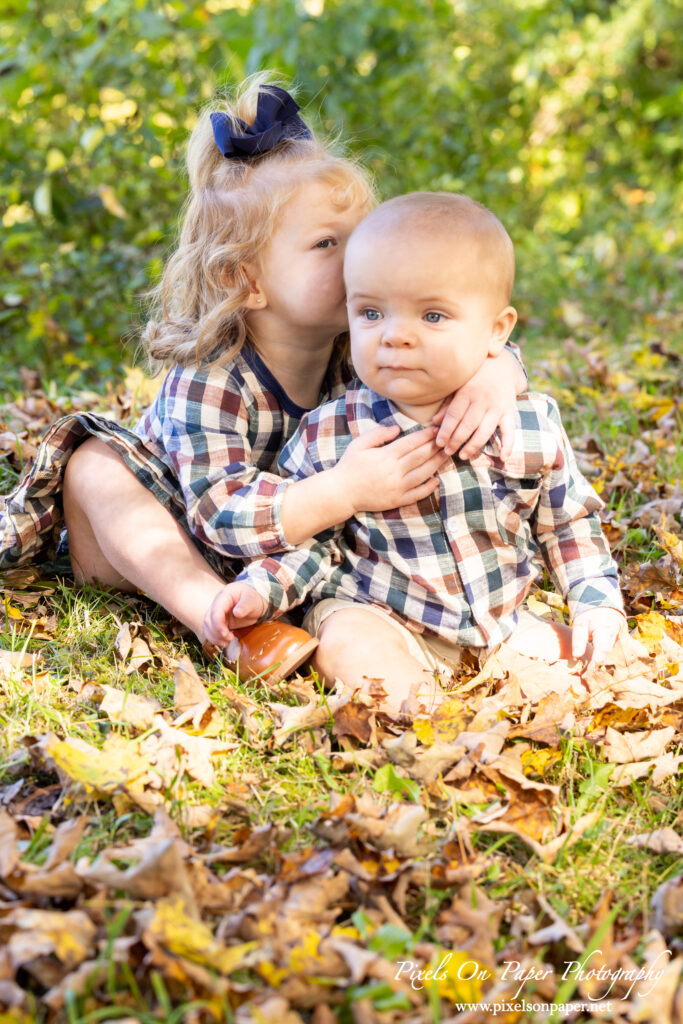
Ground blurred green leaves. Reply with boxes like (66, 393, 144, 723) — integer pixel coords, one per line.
(1, 0, 681, 388)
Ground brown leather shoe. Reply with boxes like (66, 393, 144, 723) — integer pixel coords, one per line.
(205, 621, 318, 681)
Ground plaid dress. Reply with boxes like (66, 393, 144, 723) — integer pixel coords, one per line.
(0, 346, 347, 575)
(236, 382, 624, 649)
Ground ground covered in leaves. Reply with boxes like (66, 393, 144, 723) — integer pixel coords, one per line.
(0, 321, 682, 1023)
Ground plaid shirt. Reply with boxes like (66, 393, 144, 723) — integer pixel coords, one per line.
(1, 343, 523, 574)
(237, 382, 623, 648)
(0, 346, 347, 571)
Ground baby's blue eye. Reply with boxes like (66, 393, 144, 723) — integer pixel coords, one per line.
(315, 238, 335, 249)
(361, 309, 382, 321)
(424, 312, 444, 323)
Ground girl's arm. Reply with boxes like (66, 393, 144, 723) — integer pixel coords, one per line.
(433, 343, 527, 460)
(150, 363, 446, 559)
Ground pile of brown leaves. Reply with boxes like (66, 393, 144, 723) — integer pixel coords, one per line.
(1, 371, 682, 1022)
(1, 608, 682, 1021)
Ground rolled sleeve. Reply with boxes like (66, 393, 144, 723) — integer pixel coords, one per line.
(157, 373, 297, 559)
(236, 541, 333, 618)
(533, 398, 624, 622)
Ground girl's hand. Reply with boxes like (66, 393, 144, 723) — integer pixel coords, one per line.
(202, 583, 267, 646)
(433, 349, 526, 460)
(334, 424, 450, 515)
(572, 608, 625, 664)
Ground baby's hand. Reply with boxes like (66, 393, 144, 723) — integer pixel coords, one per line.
(335, 424, 449, 514)
(572, 608, 625, 664)
(202, 583, 267, 646)
(433, 349, 524, 460)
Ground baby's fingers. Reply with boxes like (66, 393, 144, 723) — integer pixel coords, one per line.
(203, 605, 235, 646)
(386, 425, 438, 458)
(401, 476, 441, 505)
(590, 621, 622, 665)
(401, 444, 450, 481)
(571, 616, 590, 660)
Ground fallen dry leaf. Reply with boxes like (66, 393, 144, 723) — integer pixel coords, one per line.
(602, 725, 676, 763)
(0, 809, 19, 877)
(1, 907, 97, 971)
(651, 875, 683, 938)
(174, 656, 209, 711)
(0, 648, 41, 679)
(99, 684, 163, 730)
(77, 837, 195, 901)
(626, 827, 683, 855)
(143, 893, 258, 973)
(611, 752, 683, 787)
(627, 930, 681, 1022)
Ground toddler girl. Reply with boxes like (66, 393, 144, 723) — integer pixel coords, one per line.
(1, 75, 527, 678)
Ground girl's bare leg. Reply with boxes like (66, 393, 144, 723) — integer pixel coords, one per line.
(63, 438, 226, 638)
(312, 607, 446, 715)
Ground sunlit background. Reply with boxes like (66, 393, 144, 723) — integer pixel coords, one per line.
(2, 0, 681, 389)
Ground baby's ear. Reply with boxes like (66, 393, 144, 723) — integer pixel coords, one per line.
(488, 305, 518, 356)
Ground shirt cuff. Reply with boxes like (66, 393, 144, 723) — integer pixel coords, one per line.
(235, 565, 288, 619)
(567, 575, 625, 622)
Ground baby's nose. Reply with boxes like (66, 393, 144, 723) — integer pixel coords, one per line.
(382, 318, 415, 346)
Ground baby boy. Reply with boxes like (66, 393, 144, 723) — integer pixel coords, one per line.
(203, 192, 625, 713)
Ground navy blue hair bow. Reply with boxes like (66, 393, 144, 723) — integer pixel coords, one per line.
(210, 86, 312, 159)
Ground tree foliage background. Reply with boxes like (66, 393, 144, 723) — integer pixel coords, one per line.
(1, 0, 682, 390)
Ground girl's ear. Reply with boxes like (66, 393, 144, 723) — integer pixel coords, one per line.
(243, 287, 266, 310)
(220, 264, 267, 309)
(487, 305, 518, 356)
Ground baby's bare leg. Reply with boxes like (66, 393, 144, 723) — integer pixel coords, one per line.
(502, 612, 574, 662)
(313, 607, 446, 715)
(63, 438, 226, 637)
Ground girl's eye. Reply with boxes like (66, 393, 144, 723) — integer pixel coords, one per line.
(424, 312, 444, 323)
(361, 309, 382, 321)
(315, 238, 335, 249)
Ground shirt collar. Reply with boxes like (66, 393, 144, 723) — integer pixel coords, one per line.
(364, 387, 427, 435)
(362, 383, 501, 457)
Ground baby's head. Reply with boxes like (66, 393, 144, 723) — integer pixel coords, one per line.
(145, 74, 373, 367)
(344, 192, 517, 422)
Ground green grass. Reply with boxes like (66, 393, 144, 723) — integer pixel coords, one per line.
(0, 286, 681, 1022)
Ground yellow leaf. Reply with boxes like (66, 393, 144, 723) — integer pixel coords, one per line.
(414, 696, 470, 747)
(331, 924, 361, 940)
(289, 929, 323, 973)
(413, 719, 435, 746)
(97, 184, 127, 219)
(434, 949, 489, 1004)
(525, 594, 554, 618)
(148, 895, 256, 974)
(47, 735, 148, 796)
(521, 748, 561, 777)
(636, 610, 670, 654)
(258, 961, 288, 987)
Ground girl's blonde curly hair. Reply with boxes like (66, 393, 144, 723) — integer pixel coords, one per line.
(143, 73, 374, 369)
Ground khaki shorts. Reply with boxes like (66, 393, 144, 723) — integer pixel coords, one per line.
(303, 598, 551, 683)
